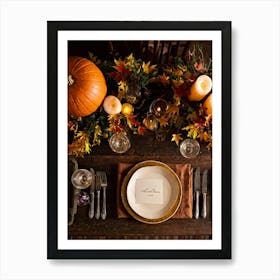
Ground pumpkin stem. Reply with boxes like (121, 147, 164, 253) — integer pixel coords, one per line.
(68, 75, 75, 86)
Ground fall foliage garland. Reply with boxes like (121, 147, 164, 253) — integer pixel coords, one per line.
(68, 45, 212, 157)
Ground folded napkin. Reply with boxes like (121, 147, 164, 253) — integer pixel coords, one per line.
(116, 162, 193, 219)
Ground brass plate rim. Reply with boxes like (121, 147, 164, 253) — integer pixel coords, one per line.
(121, 160, 182, 224)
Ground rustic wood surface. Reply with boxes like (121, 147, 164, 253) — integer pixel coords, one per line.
(68, 133, 212, 239)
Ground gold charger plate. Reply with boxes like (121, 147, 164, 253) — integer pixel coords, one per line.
(121, 160, 182, 224)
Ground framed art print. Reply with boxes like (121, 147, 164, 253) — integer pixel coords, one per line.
(47, 21, 231, 259)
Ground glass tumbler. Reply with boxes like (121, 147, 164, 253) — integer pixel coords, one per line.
(71, 169, 93, 189)
(109, 132, 131, 153)
(179, 139, 200, 159)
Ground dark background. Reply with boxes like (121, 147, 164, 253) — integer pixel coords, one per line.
(68, 40, 212, 64)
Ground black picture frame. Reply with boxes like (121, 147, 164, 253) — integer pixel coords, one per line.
(47, 21, 231, 259)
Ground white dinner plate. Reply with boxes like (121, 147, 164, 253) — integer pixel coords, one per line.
(121, 160, 182, 224)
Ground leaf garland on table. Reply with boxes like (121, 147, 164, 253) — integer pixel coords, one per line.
(68, 45, 212, 157)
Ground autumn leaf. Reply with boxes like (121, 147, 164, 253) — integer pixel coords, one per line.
(142, 61, 157, 74)
(108, 123, 124, 133)
(68, 131, 91, 157)
(182, 124, 200, 139)
(173, 68, 184, 77)
(117, 81, 128, 100)
(158, 116, 169, 127)
(194, 62, 206, 73)
(69, 122, 78, 132)
(186, 111, 198, 121)
(108, 60, 131, 81)
(177, 65, 188, 72)
(163, 66, 173, 74)
(204, 114, 212, 126)
(192, 129, 198, 139)
(127, 115, 140, 127)
(113, 58, 124, 67)
(92, 124, 102, 146)
(171, 78, 185, 88)
(85, 141, 91, 153)
(173, 93, 181, 106)
(167, 104, 179, 116)
(146, 71, 168, 84)
(125, 53, 135, 65)
(171, 133, 183, 146)
(137, 126, 146, 135)
(107, 113, 122, 122)
(126, 117, 134, 130)
(112, 61, 126, 72)
(118, 81, 127, 92)
(199, 131, 209, 142)
(158, 73, 170, 85)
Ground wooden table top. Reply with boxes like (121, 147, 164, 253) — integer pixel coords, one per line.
(68, 132, 212, 239)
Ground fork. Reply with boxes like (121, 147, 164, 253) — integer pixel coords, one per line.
(96, 171, 108, 220)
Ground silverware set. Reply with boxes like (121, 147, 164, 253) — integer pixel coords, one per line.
(89, 169, 108, 221)
(193, 167, 208, 219)
(69, 159, 210, 225)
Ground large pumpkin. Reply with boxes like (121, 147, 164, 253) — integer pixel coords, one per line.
(68, 56, 107, 117)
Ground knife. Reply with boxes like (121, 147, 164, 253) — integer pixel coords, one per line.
(201, 169, 208, 218)
(88, 168, 95, 219)
(194, 167, 201, 219)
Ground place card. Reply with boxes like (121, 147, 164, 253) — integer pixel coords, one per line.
(135, 178, 163, 205)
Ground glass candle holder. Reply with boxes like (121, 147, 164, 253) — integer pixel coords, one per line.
(151, 98, 168, 117)
(143, 113, 158, 131)
(71, 169, 93, 189)
(125, 83, 142, 104)
(179, 139, 200, 159)
(109, 132, 131, 153)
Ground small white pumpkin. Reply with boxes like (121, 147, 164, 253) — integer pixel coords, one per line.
(103, 95, 122, 115)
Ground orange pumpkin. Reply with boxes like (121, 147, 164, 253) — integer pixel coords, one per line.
(68, 56, 107, 117)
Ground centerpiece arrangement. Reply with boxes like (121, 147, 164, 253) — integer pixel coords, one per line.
(68, 44, 212, 157)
